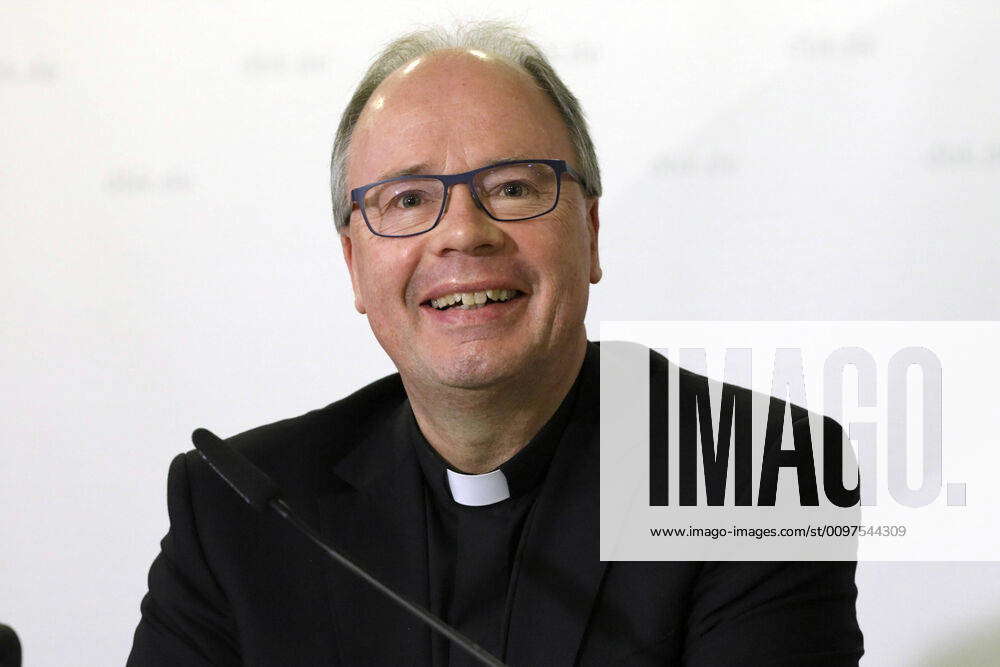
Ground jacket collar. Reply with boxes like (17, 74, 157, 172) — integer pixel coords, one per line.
(318, 396, 434, 666)
(504, 341, 608, 665)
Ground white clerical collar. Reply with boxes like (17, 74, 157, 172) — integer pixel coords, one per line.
(446, 468, 511, 506)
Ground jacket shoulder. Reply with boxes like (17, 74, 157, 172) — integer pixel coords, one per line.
(184, 371, 406, 497)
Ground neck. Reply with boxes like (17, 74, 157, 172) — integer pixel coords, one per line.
(404, 333, 587, 474)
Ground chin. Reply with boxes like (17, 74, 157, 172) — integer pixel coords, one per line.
(427, 345, 524, 390)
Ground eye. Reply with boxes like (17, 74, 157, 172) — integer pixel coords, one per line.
(392, 191, 426, 209)
(496, 181, 531, 198)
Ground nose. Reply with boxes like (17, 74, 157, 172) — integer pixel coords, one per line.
(427, 183, 506, 256)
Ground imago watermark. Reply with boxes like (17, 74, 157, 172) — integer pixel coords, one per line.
(599, 321, 998, 561)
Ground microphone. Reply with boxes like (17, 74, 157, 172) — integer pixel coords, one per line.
(191, 428, 505, 667)
(191, 428, 280, 511)
(0, 624, 20, 667)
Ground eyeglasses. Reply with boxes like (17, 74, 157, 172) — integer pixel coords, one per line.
(349, 159, 585, 238)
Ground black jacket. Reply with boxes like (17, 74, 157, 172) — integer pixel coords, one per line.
(127, 343, 863, 665)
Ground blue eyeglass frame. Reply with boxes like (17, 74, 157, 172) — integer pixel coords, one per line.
(349, 158, 585, 238)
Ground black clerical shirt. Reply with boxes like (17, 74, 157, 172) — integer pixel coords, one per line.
(407, 366, 584, 666)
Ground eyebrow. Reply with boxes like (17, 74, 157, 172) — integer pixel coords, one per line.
(372, 154, 534, 183)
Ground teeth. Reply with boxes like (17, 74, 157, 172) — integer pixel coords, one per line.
(429, 289, 519, 310)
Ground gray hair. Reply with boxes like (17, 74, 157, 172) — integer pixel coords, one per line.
(330, 20, 602, 232)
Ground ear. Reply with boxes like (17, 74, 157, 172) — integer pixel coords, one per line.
(340, 230, 366, 314)
(586, 197, 602, 284)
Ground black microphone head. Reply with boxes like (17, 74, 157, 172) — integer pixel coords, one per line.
(0, 624, 20, 667)
(191, 428, 282, 511)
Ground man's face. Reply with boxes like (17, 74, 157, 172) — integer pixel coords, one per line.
(341, 50, 601, 391)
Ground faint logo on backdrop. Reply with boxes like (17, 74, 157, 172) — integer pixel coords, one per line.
(549, 41, 603, 65)
(789, 32, 877, 60)
(102, 168, 194, 195)
(924, 143, 1000, 170)
(241, 52, 329, 78)
(0, 59, 59, 84)
(652, 151, 739, 177)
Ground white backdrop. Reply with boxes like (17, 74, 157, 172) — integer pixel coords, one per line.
(3, 1, 999, 664)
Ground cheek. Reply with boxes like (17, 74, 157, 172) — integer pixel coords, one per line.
(353, 241, 421, 312)
(536, 214, 593, 285)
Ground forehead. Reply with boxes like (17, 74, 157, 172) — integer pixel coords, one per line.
(348, 50, 575, 185)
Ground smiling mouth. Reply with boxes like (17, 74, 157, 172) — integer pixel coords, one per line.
(424, 289, 524, 311)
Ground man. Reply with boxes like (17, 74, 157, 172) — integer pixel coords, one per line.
(128, 22, 863, 665)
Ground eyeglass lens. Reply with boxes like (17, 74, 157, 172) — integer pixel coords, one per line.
(361, 162, 559, 236)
